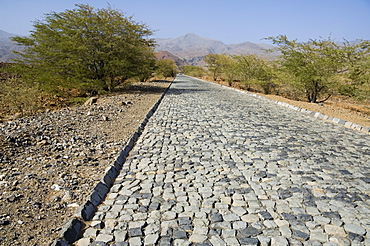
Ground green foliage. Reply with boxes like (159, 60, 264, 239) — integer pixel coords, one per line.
(155, 59, 177, 79)
(268, 35, 344, 102)
(337, 40, 370, 100)
(11, 4, 156, 94)
(233, 54, 278, 93)
(203, 53, 279, 93)
(181, 65, 206, 77)
(217, 55, 238, 86)
(203, 54, 225, 81)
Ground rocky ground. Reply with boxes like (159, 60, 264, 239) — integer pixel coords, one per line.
(0, 81, 171, 246)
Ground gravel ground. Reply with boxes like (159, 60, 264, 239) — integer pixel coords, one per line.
(0, 81, 170, 246)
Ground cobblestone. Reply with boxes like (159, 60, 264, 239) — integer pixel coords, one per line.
(76, 76, 370, 245)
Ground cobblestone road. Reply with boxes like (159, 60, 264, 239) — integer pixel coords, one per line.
(77, 75, 370, 246)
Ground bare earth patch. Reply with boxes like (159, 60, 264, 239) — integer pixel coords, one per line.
(0, 81, 170, 246)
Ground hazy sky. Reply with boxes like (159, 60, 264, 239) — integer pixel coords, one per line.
(1, 0, 369, 44)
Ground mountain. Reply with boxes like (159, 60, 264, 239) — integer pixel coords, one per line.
(0, 30, 24, 62)
(154, 33, 278, 66)
(155, 51, 189, 67)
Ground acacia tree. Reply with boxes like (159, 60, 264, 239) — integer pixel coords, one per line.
(11, 4, 155, 94)
(338, 40, 370, 98)
(268, 35, 343, 103)
(155, 59, 177, 79)
(204, 53, 225, 81)
(181, 65, 206, 77)
(218, 55, 238, 86)
(233, 54, 276, 93)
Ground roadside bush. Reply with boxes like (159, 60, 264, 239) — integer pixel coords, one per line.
(181, 65, 207, 77)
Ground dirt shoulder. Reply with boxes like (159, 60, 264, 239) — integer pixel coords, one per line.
(0, 81, 171, 246)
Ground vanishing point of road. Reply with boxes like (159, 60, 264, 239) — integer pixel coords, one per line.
(76, 75, 370, 246)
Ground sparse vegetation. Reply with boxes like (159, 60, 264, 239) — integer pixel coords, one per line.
(0, 4, 159, 119)
(181, 65, 206, 77)
(154, 59, 177, 79)
(200, 36, 369, 105)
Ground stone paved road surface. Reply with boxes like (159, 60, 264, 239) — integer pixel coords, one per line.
(76, 75, 370, 246)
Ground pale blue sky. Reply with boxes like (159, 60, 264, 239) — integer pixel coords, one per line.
(1, 0, 369, 44)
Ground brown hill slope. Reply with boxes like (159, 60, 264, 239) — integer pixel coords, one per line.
(155, 51, 188, 68)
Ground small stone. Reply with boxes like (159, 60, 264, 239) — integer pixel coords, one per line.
(209, 235, 226, 246)
(222, 229, 235, 238)
(173, 230, 187, 239)
(239, 237, 259, 245)
(210, 213, 223, 222)
(348, 232, 364, 241)
(159, 237, 172, 246)
(329, 236, 350, 246)
(128, 228, 143, 237)
(95, 234, 114, 242)
(231, 206, 247, 216)
(83, 228, 98, 237)
(173, 239, 190, 246)
(128, 237, 142, 246)
(324, 225, 347, 237)
(292, 230, 309, 241)
(281, 213, 296, 221)
(6, 195, 16, 202)
(322, 212, 341, 220)
(280, 225, 292, 238)
(223, 213, 239, 222)
(314, 216, 331, 224)
(76, 238, 92, 246)
(344, 223, 366, 235)
(259, 211, 273, 220)
(144, 234, 159, 245)
(257, 235, 271, 246)
(178, 217, 192, 225)
(237, 226, 262, 237)
(189, 234, 207, 243)
(162, 211, 177, 220)
(149, 202, 160, 210)
(90, 242, 108, 246)
(271, 236, 288, 246)
(84, 97, 98, 106)
(233, 221, 247, 230)
(297, 214, 313, 222)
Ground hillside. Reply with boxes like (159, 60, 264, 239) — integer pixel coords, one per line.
(155, 51, 188, 68)
(0, 30, 24, 62)
(155, 33, 278, 66)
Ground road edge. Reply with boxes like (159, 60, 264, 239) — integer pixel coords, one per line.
(192, 76, 370, 135)
(51, 78, 175, 246)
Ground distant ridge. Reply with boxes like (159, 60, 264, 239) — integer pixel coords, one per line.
(0, 30, 24, 62)
(154, 33, 278, 66)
